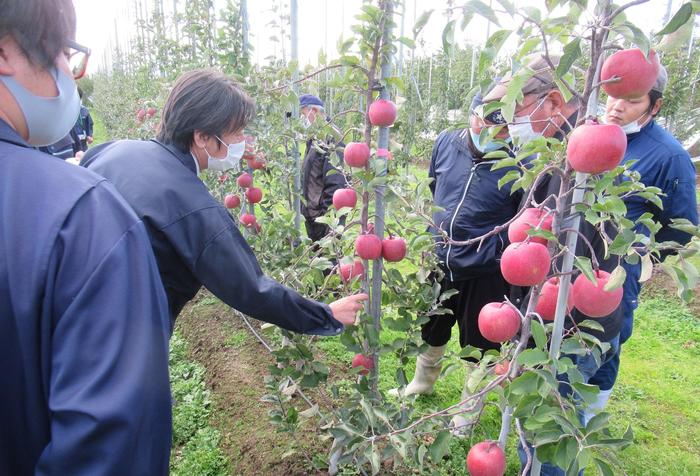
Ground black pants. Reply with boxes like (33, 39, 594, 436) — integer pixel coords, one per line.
(421, 272, 510, 351)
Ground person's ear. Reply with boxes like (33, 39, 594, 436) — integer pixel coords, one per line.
(193, 130, 210, 149)
(546, 90, 565, 114)
(0, 36, 18, 76)
(651, 97, 663, 116)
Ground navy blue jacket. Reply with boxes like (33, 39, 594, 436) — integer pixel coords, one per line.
(429, 129, 523, 281)
(1, 120, 172, 475)
(82, 139, 344, 335)
(619, 120, 698, 340)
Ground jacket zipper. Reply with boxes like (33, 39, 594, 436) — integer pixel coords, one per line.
(445, 160, 496, 281)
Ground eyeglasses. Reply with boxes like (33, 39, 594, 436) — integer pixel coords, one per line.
(66, 40, 91, 80)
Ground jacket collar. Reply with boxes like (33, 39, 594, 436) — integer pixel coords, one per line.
(151, 140, 199, 175)
(0, 119, 30, 148)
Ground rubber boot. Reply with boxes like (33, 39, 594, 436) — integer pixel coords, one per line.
(451, 370, 483, 437)
(389, 345, 447, 397)
(583, 388, 613, 426)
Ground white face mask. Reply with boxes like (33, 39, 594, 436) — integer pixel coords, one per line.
(619, 112, 648, 135)
(301, 115, 312, 130)
(206, 136, 245, 172)
(509, 97, 549, 147)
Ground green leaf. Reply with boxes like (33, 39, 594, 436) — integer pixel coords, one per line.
(413, 10, 433, 38)
(574, 256, 596, 282)
(572, 382, 599, 405)
(429, 430, 451, 462)
(517, 348, 550, 367)
(603, 265, 626, 291)
(639, 253, 653, 282)
(370, 445, 381, 475)
(442, 20, 456, 54)
(508, 371, 540, 395)
(465, 0, 501, 25)
(479, 30, 512, 76)
(531, 320, 547, 350)
(585, 411, 610, 434)
(577, 319, 604, 332)
(656, 3, 694, 37)
(594, 458, 615, 476)
(616, 21, 651, 55)
(556, 38, 581, 77)
(498, 169, 522, 189)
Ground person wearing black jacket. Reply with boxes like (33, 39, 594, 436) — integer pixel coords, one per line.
(299, 94, 347, 242)
(82, 70, 367, 335)
(393, 92, 524, 434)
(485, 55, 622, 476)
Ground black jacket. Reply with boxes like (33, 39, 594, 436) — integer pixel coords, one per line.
(82, 139, 344, 336)
(429, 129, 524, 281)
(301, 138, 347, 220)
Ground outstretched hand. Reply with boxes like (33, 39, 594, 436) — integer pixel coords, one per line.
(329, 293, 368, 326)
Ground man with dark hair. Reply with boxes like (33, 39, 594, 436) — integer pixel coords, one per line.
(1, 0, 172, 474)
(82, 70, 367, 334)
(587, 65, 698, 417)
(299, 93, 347, 242)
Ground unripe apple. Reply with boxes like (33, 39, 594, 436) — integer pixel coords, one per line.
(224, 194, 241, 209)
(239, 213, 257, 228)
(339, 260, 365, 283)
(500, 242, 550, 286)
(466, 441, 506, 476)
(477, 302, 521, 343)
(352, 354, 374, 375)
(494, 360, 510, 376)
(572, 270, 624, 318)
(333, 188, 357, 210)
(344, 142, 371, 168)
(355, 233, 382, 260)
(535, 277, 574, 321)
(508, 208, 553, 245)
(245, 187, 263, 204)
(381, 236, 407, 262)
(567, 123, 627, 174)
(601, 48, 660, 100)
(237, 172, 253, 188)
(368, 99, 398, 127)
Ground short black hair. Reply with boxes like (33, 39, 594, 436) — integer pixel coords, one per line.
(648, 90, 663, 117)
(156, 69, 256, 151)
(0, 0, 76, 69)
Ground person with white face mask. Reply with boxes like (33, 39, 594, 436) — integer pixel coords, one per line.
(82, 70, 367, 337)
(588, 64, 697, 414)
(1, 0, 173, 473)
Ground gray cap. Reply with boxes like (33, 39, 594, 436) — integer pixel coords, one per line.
(483, 55, 561, 102)
(652, 65, 668, 93)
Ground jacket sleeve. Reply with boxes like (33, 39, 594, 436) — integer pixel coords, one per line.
(653, 153, 698, 251)
(85, 110, 94, 137)
(185, 207, 344, 336)
(37, 182, 172, 476)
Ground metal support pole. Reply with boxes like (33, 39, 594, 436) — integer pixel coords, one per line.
(241, 0, 249, 63)
(291, 0, 301, 233)
(369, 0, 394, 396)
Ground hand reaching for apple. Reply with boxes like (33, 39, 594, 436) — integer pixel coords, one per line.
(329, 293, 368, 326)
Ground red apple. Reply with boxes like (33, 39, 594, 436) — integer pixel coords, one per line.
(237, 172, 253, 188)
(344, 142, 371, 168)
(572, 270, 623, 318)
(239, 213, 257, 227)
(508, 208, 553, 245)
(333, 188, 357, 210)
(136, 108, 146, 122)
(339, 260, 365, 283)
(567, 122, 627, 174)
(247, 154, 266, 170)
(477, 302, 521, 343)
(368, 99, 398, 127)
(352, 354, 374, 375)
(381, 236, 407, 262)
(535, 277, 574, 321)
(224, 194, 241, 209)
(245, 187, 263, 204)
(500, 242, 550, 286)
(601, 48, 660, 100)
(467, 441, 506, 476)
(355, 234, 382, 260)
(146, 106, 157, 117)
